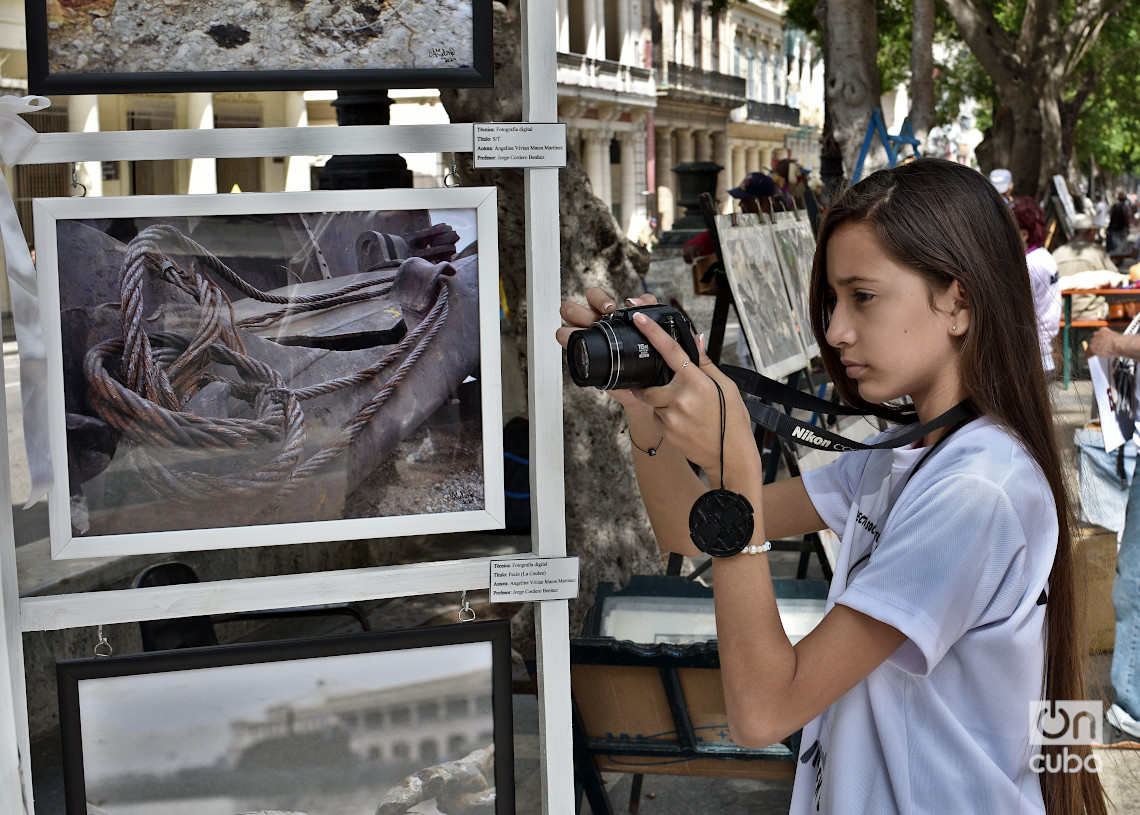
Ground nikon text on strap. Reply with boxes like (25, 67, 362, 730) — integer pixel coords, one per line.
(721, 364, 975, 452)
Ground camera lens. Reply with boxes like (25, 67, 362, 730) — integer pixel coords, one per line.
(574, 339, 590, 380)
(567, 328, 613, 387)
(567, 319, 664, 389)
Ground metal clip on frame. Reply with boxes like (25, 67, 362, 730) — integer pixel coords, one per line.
(444, 153, 462, 188)
(93, 625, 112, 658)
(68, 160, 86, 197)
(458, 590, 476, 622)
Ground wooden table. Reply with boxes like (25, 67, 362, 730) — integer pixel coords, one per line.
(1061, 288, 1140, 387)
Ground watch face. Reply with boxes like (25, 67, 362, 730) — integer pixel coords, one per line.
(688, 489, 756, 557)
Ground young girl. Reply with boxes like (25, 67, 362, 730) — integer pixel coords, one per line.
(557, 159, 1105, 814)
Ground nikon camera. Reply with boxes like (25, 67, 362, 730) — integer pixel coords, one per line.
(566, 304, 700, 390)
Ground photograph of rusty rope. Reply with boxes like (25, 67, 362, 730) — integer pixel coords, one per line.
(53, 209, 485, 541)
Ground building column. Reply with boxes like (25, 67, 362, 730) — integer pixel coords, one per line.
(759, 146, 772, 172)
(557, 0, 570, 51)
(186, 93, 217, 194)
(618, 0, 633, 65)
(583, 0, 598, 58)
(729, 147, 747, 208)
(617, 131, 637, 236)
(593, 0, 607, 58)
(655, 125, 675, 231)
(680, 0, 694, 66)
(583, 130, 607, 202)
(730, 144, 745, 191)
(694, 129, 712, 162)
(284, 91, 311, 192)
(744, 146, 759, 174)
(68, 95, 103, 198)
(600, 129, 614, 207)
(660, 0, 675, 65)
(675, 127, 694, 164)
(713, 131, 730, 212)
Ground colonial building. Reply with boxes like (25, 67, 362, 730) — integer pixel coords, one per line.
(228, 667, 494, 768)
(554, 0, 821, 238)
(0, 0, 821, 271)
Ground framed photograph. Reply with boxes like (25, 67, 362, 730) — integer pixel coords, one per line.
(714, 215, 808, 380)
(35, 187, 503, 559)
(770, 217, 820, 359)
(57, 620, 515, 815)
(26, 0, 493, 95)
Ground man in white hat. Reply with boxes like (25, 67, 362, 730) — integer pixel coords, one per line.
(1053, 212, 1117, 320)
(988, 167, 1013, 203)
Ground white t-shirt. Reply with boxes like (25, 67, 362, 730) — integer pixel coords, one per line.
(791, 417, 1054, 814)
(1026, 246, 1061, 372)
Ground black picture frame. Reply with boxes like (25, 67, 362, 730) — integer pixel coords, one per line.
(57, 620, 515, 815)
(26, 0, 493, 95)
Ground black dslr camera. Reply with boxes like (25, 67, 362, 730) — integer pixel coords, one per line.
(566, 304, 699, 389)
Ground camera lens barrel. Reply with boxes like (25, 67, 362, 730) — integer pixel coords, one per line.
(568, 320, 664, 390)
(567, 327, 615, 387)
(566, 304, 695, 390)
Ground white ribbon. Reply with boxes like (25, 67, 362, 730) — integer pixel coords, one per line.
(0, 95, 52, 507)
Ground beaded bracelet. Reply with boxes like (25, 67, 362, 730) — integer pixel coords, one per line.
(622, 423, 664, 456)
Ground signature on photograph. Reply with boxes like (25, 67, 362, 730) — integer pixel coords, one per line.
(429, 45, 458, 63)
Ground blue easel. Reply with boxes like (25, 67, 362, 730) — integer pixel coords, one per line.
(849, 108, 923, 185)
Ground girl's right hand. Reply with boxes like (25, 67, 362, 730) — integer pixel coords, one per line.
(556, 287, 656, 412)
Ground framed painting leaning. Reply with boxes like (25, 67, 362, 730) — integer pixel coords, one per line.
(57, 620, 515, 815)
(26, 0, 493, 94)
(34, 187, 504, 559)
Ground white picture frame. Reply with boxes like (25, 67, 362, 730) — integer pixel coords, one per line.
(35, 187, 504, 559)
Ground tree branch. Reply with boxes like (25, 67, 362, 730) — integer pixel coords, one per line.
(1016, 0, 1045, 66)
(939, 0, 1020, 88)
(1063, 0, 1127, 73)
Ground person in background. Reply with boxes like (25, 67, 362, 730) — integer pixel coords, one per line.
(1095, 193, 1111, 235)
(1012, 196, 1062, 374)
(682, 172, 776, 264)
(989, 167, 1014, 204)
(1086, 327, 1140, 740)
(1108, 191, 1132, 253)
(1053, 213, 1118, 321)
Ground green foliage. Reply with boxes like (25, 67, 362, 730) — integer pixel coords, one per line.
(782, 0, 964, 109)
(784, 0, 1139, 176)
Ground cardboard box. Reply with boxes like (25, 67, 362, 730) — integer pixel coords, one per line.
(1074, 524, 1118, 653)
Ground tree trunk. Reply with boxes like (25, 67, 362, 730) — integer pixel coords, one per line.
(941, 0, 1118, 199)
(817, 0, 884, 181)
(440, 0, 664, 645)
(909, 0, 936, 150)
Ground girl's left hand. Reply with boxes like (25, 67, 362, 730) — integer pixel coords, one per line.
(629, 311, 758, 485)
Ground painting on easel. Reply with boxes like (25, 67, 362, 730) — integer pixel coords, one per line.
(770, 217, 820, 360)
(715, 214, 808, 380)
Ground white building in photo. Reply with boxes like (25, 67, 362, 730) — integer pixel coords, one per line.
(228, 667, 495, 768)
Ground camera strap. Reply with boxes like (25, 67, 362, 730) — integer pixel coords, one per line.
(721, 364, 976, 452)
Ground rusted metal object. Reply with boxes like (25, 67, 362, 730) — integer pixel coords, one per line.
(376, 745, 496, 815)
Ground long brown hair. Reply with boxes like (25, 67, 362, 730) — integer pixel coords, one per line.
(808, 158, 1105, 815)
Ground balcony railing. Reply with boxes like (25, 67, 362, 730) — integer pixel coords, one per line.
(557, 53, 655, 98)
(746, 101, 800, 127)
(660, 62, 747, 107)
